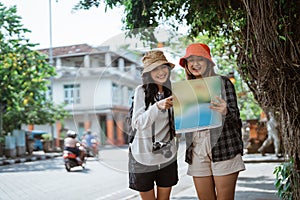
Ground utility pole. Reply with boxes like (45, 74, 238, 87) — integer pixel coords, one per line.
(49, 0, 53, 66)
(49, 0, 55, 150)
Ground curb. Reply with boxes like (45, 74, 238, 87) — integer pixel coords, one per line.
(0, 152, 285, 166)
(0, 153, 62, 166)
(243, 154, 285, 164)
(244, 159, 284, 163)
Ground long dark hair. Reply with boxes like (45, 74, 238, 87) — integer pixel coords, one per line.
(141, 67, 175, 138)
(141, 75, 172, 110)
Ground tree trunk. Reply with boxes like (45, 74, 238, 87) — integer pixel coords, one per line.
(238, 0, 300, 198)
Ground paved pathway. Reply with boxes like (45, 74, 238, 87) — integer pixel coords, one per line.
(0, 146, 284, 200)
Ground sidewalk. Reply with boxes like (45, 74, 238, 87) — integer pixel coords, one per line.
(168, 153, 283, 200)
(125, 152, 284, 200)
(0, 150, 284, 166)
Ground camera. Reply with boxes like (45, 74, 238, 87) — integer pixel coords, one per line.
(152, 141, 172, 158)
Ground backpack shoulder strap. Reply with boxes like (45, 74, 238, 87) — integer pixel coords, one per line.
(129, 128, 136, 144)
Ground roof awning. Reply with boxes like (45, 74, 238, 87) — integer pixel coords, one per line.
(31, 130, 47, 136)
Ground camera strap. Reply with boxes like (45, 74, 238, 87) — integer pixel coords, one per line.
(152, 123, 156, 143)
(151, 108, 174, 143)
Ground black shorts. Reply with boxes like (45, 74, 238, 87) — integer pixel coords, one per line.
(64, 147, 79, 156)
(128, 151, 178, 192)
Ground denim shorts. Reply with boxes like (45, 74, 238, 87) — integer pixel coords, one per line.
(128, 151, 178, 192)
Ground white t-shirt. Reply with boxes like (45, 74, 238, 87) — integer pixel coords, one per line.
(130, 85, 177, 166)
(64, 137, 78, 148)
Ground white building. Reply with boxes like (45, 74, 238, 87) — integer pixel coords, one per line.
(29, 44, 143, 146)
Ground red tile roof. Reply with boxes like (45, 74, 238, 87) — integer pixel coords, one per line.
(38, 43, 95, 57)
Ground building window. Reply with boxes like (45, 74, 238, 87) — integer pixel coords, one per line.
(75, 61, 82, 68)
(64, 84, 80, 104)
(112, 83, 121, 104)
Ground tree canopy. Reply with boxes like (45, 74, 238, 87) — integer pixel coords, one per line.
(0, 3, 69, 134)
(76, 0, 300, 198)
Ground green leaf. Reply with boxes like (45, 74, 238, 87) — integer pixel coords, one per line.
(279, 35, 286, 41)
(274, 179, 282, 188)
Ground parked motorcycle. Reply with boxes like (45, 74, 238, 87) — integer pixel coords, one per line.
(63, 143, 86, 172)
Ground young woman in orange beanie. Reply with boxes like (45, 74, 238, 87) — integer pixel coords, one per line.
(179, 43, 245, 200)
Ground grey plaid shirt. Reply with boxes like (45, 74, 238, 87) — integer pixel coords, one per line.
(185, 76, 244, 163)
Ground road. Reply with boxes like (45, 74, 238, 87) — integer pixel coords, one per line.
(0, 143, 280, 200)
(0, 139, 190, 200)
(0, 146, 138, 200)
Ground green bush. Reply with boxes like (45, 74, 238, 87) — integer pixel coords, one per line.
(41, 134, 52, 141)
(274, 158, 296, 200)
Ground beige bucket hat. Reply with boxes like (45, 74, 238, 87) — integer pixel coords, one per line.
(142, 50, 175, 74)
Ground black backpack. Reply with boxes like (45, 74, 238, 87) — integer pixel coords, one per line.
(126, 96, 136, 143)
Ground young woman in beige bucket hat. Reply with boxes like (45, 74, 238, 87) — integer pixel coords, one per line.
(128, 50, 178, 200)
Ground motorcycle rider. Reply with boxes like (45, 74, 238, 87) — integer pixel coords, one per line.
(83, 129, 99, 157)
(84, 130, 94, 148)
(64, 130, 85, 163)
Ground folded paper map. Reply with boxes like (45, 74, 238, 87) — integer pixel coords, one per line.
(172, 76, 222, 133)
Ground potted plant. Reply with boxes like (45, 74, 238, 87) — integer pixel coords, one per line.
(4, 133, 16, 158)
(25, 131, 34, 155)
(41, 133, 52, 152)
(59, 130, 66, 151)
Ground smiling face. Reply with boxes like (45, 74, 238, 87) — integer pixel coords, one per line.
(186, 56, 209, 78)
(150, 64, 170, 85)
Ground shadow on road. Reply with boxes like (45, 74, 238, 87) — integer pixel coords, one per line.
(236, 176, 279, 200)
(0, 158, 65, 173)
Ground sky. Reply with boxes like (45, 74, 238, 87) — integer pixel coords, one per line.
(1, 0, 125, 49)
(1, 0, 189, 68)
